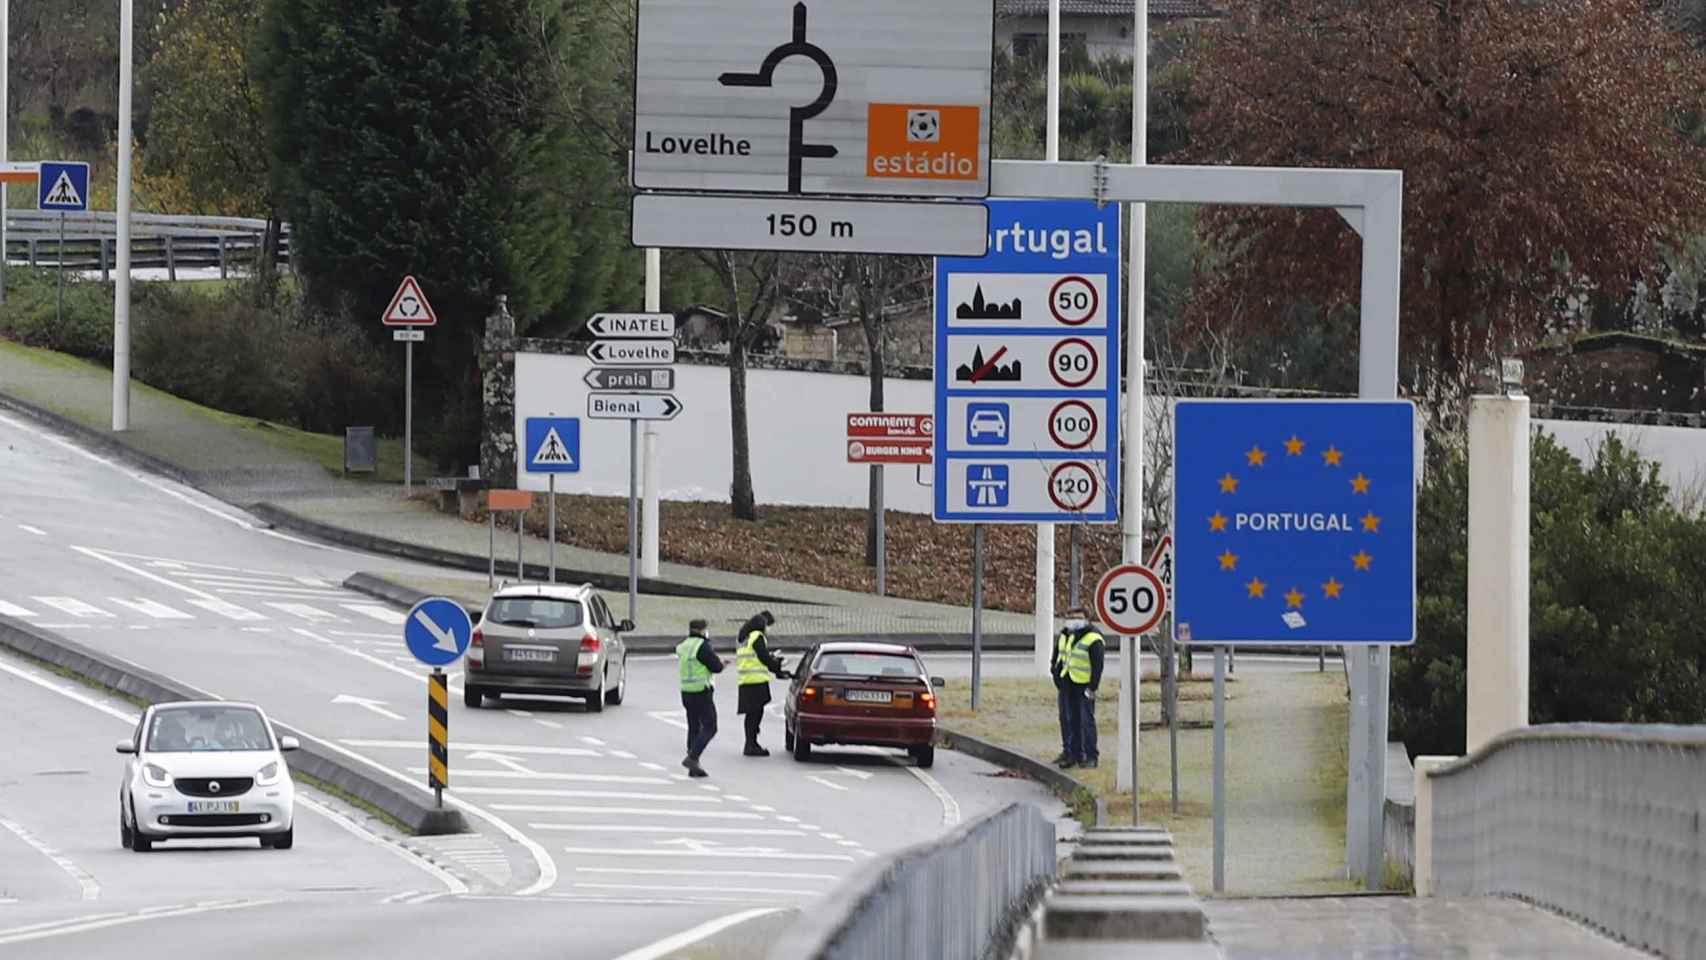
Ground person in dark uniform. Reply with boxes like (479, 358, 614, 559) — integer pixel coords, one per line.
(1058, 606, 1106, 768)
(734, 611, 790, 756)
(676, 618, 724, 778)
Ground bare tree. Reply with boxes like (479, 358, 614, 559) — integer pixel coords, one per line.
(697, 250, 788, 520)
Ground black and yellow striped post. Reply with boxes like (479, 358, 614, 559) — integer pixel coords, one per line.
(428, 668, 449, 806)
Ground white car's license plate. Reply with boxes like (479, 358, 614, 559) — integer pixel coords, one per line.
(844, 689, 893, 704)
(506, 648, 556, 663)
(187, 800, 239, 813)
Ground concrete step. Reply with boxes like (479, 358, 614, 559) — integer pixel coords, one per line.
(1082, 831, 1174, 847)
(1042, 894, 1207, 941)
(1062, 859, 1184, 882)
(1071, 844, 1177, 861)
(1038, 942, 1222, 960)
(1085, 826, 1173, 839)
(1055, 879, 1195, 898)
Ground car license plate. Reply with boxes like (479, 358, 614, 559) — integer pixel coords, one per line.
(506, 648, 556, 663)
(844, 689, 893, 704)
(187, 800, 238, 813)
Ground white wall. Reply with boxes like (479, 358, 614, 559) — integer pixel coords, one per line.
(1536, 418, 1706, 502)
(516, 352, 937, 513)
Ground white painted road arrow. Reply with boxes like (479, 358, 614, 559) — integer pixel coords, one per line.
(465, 751, 535, 774)
(332, 694, 405, 721)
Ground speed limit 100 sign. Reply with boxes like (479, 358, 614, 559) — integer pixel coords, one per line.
(1095, 564, 1168, 636)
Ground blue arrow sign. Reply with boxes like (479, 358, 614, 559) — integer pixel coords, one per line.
(38, 161, 89, 212)
(404, 597, 474, 667)
(1174, 400, 1416, 645)
(524, 417, 580, 474)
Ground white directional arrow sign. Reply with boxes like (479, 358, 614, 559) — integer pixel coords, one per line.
(587, 392, 683, 421)
(332, 694, 405, 721)
(412, 609, 461, 653)
(588, 340, 675, 366)
(588, 313, 675, 339)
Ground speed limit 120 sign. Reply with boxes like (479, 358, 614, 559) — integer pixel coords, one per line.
(1096, 563, 1168, 636)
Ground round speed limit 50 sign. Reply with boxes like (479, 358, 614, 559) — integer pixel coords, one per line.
(1095, 563, 1168, 636)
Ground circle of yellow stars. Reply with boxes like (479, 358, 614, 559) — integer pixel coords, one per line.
(1207, 434, 1379, 610)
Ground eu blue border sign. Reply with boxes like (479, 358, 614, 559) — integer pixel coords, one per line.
(38, 161, 89, 212)
(524, 417, 581, 474)
(932, 199, 1120, 522)
(1174, 400, 1416, 645)
(404, 597, 474, 667)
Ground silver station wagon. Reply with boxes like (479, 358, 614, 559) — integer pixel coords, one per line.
(464, 583, 632, 712)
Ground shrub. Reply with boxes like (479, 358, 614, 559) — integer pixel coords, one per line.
(0, 268, 115, 359)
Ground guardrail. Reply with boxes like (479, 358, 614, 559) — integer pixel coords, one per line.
(1, 210, 290, 280)
(767, 802, 1056, 960)
(1423, 724, 1705, 958)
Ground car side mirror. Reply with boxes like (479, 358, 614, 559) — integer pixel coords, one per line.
(931, 676, 946, 688)
(618, 619, 636, 633)
(279, 736, 301, 752)
(115, 740, 136, 755)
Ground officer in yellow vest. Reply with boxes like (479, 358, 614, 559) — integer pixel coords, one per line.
(1049, 609, 1081, 767)
(676, 618, 725, 778)
(1055, 606, 1105, 769)
(735, 610, 790, 756)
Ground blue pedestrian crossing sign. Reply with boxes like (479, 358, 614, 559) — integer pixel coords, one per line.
(1174, 400, 1416, 645)
(524, 417, 580, 474)
(404, 597, 474, 667)
(38, 161, 89, 212)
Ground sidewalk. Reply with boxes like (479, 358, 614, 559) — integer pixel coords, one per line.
(0, 340, 1031, 634)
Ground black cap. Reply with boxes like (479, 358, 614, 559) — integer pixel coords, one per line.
(689, 618, 708, 632)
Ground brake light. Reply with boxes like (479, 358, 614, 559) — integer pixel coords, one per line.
(467, 629, 484, 668)
(579, 635, 601, 653)
(472, 629, 484, 647)
(919, 690, 937, 715)
(802, 685, 818, 703)
(577, 634, 601, 675)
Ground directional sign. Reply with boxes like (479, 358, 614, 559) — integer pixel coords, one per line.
(633, 0, 994, 199)
(0, 161, 38, 185)
(588, 340, 675, 366)
(847, 439, 932, 465)
(588, 313, 675, 339)
(524, 417, 581, 474)
(404, 597, 473, 667)
(933, 199, 1121, 522)
(1096, 564, 1168, 636)
(1173, 400, 1417, 645)
(588, 392, 683, 421)
(584, 367, 675, 392)
(38, 161, 89, 212)
(847, 414, 933, 440)
(632, 194, 990, 257)
(382, 276, 437, 327)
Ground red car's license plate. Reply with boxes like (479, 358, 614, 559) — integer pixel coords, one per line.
(843, 689, 893, 704)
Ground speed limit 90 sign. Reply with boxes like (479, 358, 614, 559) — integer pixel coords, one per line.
(1095, 563, 1168, 636)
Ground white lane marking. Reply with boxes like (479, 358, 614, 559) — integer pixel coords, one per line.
(0, 601, 38, 618)
(379, 891, 420, 905)
(408, 768, 666, 785)
(576, 867, 837, 882)
(35, 623, 90, 630)
(404, 892, 449, 905)
(833, 766, 874, 780)
(33, 597, 113, 618)
(348, 740, 599, 758)
(294, 576, 332, 588)
(17, 524, 46, 537)
(264, 602, 341, 623)
(328, 629, 398, 640)
(293, 796, 466, 895)
(69, 546, 221, 602)
(183, 572, 332, 586)
(610, 907, 788, 960)
(579, 736, 607, 747)
(807, 775, 848, 792)
(106, 598, 193, 620)
(332, 695, 406, 722)
(292, 627, 462, 695)
(836, 840, 861, 848)
(505, 708, 534, 719)
(848, 745, 964, 828)
(0, 818, 100, 900)
(699, 784, 721, 793)
(751, 805, 776, 812)
(821, 833, 843, 840)
(562, 846, 854, 863)
(535, 719, 562, 730)
(185, 598, 265, 622)
(342, 604, 406, 625)
(211, 586, 356, 600)
(0, 899, 275, 946)
(453, 788, 716, 804)
(775, 816, 800, 823)
(608, 749, 638, 760)
(577, 882, 810, 898)
(530, 824, 804, 836)
(639, 762, 666, 772)
(491, 805, 762, 821)
(724, 794, 751, 803)
(647, 710, 688, 731)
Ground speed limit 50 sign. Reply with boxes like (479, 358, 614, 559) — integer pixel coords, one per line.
(1096, 563, 1168, 636)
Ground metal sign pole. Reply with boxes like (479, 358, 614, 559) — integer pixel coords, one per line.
(1213, 644, 1227, 893)
(1129, 632, 1140, 823)
(488, 509, 495, 589)
(428, 667, 448, 809)
(1069, 525, 1082, 608)
(547, 475, 556, 582)
(403, 340, 414, 497)
(875, 464, 886, 596)
(56, 212, 64, 325)
(971, 523, 984, 711)
(516, 509, 525, 581)
(628, 419, 639, 622)
(1167, 617, 1179, 814)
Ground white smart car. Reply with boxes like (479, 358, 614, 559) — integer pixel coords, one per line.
(117, 701, 299, 851)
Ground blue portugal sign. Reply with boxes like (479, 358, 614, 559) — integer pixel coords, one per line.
(1174, 400, 1416, 645)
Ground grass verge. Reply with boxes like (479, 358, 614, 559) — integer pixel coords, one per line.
(293, 771, 419, 838)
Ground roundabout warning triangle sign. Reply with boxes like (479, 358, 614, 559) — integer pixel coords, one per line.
(382, 276, 437, 326)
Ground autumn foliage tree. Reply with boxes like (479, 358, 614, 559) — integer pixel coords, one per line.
(1184, 0, 1706, 397)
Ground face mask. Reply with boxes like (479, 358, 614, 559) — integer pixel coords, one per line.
(1065, 618, 1087, 631)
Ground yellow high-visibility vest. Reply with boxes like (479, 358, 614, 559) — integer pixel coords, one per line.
(1066, 631, 1104, 685)
(736, 631, 771, 686)
(678, 636, 712, 692)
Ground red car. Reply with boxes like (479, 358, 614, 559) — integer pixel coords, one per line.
(784, 641, 943, 767)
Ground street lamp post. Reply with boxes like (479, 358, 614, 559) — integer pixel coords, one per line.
(113, 0, 134, 431)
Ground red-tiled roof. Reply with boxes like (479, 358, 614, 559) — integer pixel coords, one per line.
(999, 0, 1226, 17)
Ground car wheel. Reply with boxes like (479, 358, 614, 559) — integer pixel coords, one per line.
(605, 657, 626, 706)
(464, 685, 485, 709)
(792, 732, 811, 763)
(265, 826, 294, 850)
(129, 801, 153, 852)
(586, 669, 606, 713)
(119, 805, 133, 850)
(784, 726, 795, 752)
(912, 745, 935, 769)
